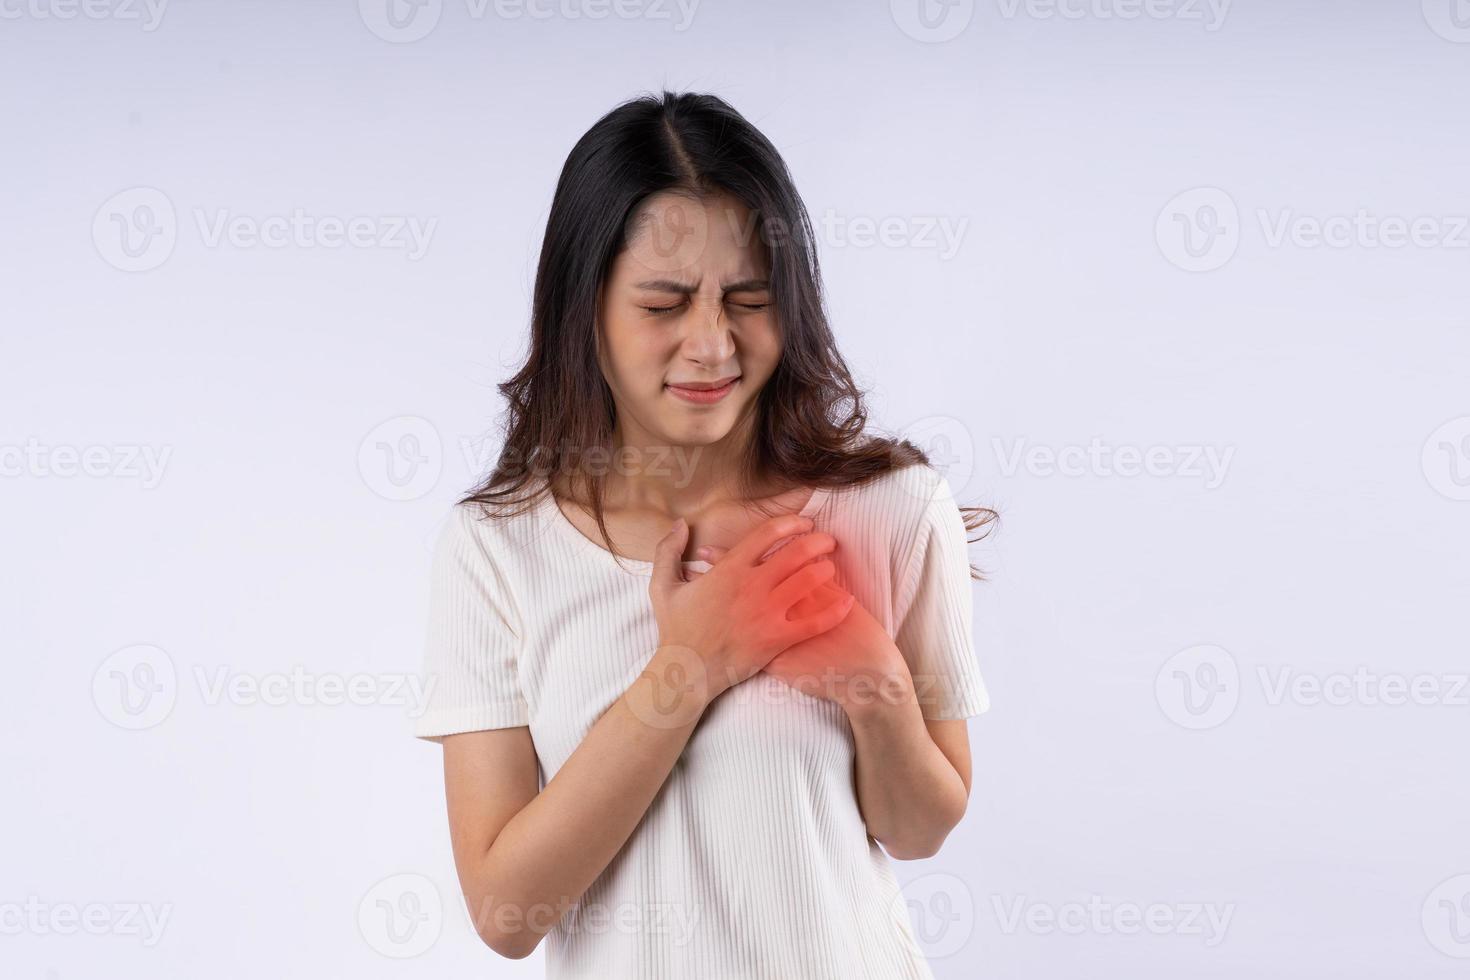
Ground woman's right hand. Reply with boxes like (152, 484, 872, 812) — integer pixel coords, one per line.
(648, 513, 855, 700)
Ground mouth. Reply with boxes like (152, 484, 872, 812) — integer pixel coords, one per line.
(664, 376, 741, 405)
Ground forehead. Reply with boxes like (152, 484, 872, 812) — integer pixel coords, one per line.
(613, 189, 769, 286)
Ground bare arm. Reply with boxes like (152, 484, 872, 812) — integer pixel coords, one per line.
(845, 679, 973, 860)
(442, 643, 712, 959)
(436, 513, 851, 959)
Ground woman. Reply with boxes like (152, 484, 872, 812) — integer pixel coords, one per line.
(414, 90, 994, 978)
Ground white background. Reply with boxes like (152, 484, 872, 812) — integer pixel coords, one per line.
(3, 0, 1469, 977)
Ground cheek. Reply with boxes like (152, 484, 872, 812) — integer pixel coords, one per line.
(602, 319, 669, 391)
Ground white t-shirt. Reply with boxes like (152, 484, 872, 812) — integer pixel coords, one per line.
(414, 463, 990, 979)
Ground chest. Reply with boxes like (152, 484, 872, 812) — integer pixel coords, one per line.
(554, 491, 810, 564)
(514, 569, 856, 786)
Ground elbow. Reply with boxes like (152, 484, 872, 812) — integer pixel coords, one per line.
(878, 801, 967, 861)
(881, 836, 946, 861)
(466, 887, 545, 960)
(477, 925, 540, 960)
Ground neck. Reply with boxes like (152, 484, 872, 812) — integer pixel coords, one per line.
(602, 416, 759, 516)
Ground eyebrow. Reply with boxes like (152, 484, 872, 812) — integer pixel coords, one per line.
(632, 278, 770, 294)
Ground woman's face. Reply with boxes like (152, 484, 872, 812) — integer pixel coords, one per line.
(597, 190, 780, 453)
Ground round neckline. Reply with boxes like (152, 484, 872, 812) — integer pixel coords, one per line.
(540, 484, 829, 575)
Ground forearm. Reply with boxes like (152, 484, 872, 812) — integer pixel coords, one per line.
(845, 672, 969, 860)
(464, 645, 711, 955)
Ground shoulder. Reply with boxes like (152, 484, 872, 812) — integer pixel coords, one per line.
(432, 494, 553, 572)
(825, 463, 954, 534)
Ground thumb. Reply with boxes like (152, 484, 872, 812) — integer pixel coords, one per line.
(650, 517, 689, 597)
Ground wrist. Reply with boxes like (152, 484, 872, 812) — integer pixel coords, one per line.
(625, 643, 720, 730)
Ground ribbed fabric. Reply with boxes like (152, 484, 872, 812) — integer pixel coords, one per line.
(414, 463, 990, 979)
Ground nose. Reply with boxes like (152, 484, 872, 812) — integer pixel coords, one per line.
(680, 299, 735, 367)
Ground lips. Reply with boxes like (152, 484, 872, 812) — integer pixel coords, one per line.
(665, 376, 740, 405)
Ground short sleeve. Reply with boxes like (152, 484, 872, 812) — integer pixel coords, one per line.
(892, 473, 991, 721)
(412, 504, 530, 742)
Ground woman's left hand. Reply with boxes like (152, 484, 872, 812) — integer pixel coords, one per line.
(692, 543, 913, 710)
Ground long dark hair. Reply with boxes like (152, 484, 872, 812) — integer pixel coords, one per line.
(464, 90, 996, 575)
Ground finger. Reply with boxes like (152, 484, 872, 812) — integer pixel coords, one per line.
(649, 518, 689, 598)
(783, 590, 855, 644)
(770, 557, 836, 611)
(727, 513, 815, 567)
(759, 532, 836, 585)
(695, 544, 729, 564)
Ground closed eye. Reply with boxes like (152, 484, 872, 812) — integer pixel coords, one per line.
(641, 301, 769, 315)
